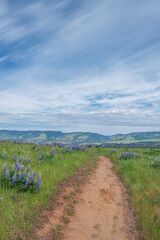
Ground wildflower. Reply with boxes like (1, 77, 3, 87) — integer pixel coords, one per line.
(28, 158, 31, 163)
(21, 165, 24, 172)
(24, 179, 29, 188)
(15, 162, 19, 169)
(30, 172, 35, 183)
(12, 175, 16, 185)
(16, 164, 20, 172)
(3, 163, 7, 174)
(37, 173, 41, 188)
(6, 170, 9, 180)
(37, 156, 41, 161)
(38, 182, 43, 191)
(51, 149, 55, 155)
(5, 153, 8, 158)
(27, 165, 30, 173)
(18, 172, 22, 181)
(2, 154, 5, 159)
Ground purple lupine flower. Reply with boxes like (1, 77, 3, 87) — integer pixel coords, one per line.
(19, 157, 21, 162)
(21, 165, 24, 172)
(30, 172, 35, 183)
(27, 165, 30, 173)
(28, 158, 31, 163)
(10, 166, 12, 171)
(37, 173, 41, 188)
(12, 175, 16, 185)
(29, 151, 31, 156)
(18, 172, 22, 181)
(3, 163, 7, 174)
(23, 172, 26, 177)
(24, 179, 29, 188)
(38, 182, 43, 191)
(13, 156, 16, 161)
(37, 156, 41, 161)
(25, 158, 27, 162)
(15, 162, 19, 169)
(2, 154, 5, 159)
(36, 148, 39, 152)
(51, 149, 55, 155)
(6, 170, 9, 180)
(41, 152, 44, 157)
(5, 153, 8, 158)
(15, 153, 17, 158)
(17, 164, 20, 172)
(27, 172, 30, 179)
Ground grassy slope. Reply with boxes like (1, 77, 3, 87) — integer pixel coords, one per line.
(0, 142, 93, 240)
(91, 147, 160, 240)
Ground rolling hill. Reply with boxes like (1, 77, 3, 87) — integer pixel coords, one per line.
(0, 130, 160, 144)
(0, 130, 109, 144)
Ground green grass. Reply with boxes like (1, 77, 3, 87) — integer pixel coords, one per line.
(91, 147, 160, 240)
(0, 141, 93, 240)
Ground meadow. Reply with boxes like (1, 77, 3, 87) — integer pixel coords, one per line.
(1, 141, 160, 240)
(91, 146, 160, 240)
(0, 141, 93, 240)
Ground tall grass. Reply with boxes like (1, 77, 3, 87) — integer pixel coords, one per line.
(0, 141, 93, 239)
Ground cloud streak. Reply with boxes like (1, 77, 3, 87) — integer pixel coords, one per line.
(0, 0, 160, 134)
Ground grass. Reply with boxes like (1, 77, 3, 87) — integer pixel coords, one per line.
(0, 141, 93, 240)
(91, 147, 160, 240)
(1, 141, 160, 240)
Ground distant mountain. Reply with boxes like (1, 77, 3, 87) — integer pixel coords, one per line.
(0, 130, 160, 144)
(0, 130, 109, 144)
(110, 131, 160, 142)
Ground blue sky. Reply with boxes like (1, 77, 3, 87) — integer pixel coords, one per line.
(0, 0, 160, 135)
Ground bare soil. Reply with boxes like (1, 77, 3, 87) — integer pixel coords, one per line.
(33, 156, 140, 240)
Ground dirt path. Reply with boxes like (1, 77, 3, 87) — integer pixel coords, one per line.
(35, 156, 139, 240)
(63, 156, 139, 240)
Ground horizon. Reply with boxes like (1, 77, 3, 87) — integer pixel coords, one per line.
(1, 129, 160, 137)
(0, 0, 160, 135)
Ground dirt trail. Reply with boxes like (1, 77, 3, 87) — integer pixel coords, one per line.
(35, 156, 139, 240)
(63, 156, 139, 240)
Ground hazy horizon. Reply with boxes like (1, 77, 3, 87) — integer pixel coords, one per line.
(0, 0, 160, 135)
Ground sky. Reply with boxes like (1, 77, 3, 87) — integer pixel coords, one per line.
(0, 0, 160, 135)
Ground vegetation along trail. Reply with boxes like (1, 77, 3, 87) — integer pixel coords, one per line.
(36, 156, 139, 240)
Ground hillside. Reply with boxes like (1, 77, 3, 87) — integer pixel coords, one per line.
(0, 130, 160, 144)
(0, 130, 109, 144)
(110, 131, 160, 142)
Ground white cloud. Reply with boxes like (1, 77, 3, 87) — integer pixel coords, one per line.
(0, 0, 160, 134)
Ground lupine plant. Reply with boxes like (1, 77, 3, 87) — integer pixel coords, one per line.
(110, 149, 118, 153)
(119, 152, 138, 160)
(0, 162, 42, 192)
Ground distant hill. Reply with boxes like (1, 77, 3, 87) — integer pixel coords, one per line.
(0, 130, 109, 144)
(110, 131, 160, 143)
(0, 130, 160, 144)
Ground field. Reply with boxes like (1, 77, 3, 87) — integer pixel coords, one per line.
(92, 147, 160, 240)
(0, 141, 93, 239)
(0, 141, 160, 240)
